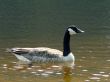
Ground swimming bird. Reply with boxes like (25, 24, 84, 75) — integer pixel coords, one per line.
(7, 25, 84, 66)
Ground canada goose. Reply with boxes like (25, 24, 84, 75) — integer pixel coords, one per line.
(7, 25, 84, 66)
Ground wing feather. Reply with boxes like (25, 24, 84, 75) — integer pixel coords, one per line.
(9, 47, 63, 58)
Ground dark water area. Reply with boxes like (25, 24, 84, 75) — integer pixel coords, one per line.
(0, 0, 110, 82)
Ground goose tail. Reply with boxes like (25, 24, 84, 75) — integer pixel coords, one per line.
(6, 48, 29, 55)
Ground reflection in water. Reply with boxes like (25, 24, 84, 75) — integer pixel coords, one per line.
(1, 61, 74, 82)
(63, 67, 73, 82)
(1, 60, 110, 82)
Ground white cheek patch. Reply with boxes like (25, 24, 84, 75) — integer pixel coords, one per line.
(68, 28, 76, 35)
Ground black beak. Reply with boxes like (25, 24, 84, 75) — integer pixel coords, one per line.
(77, 28, 85, 33)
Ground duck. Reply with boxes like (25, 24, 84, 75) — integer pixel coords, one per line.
(7, 25, 84, 66)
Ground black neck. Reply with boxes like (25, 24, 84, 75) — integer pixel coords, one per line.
(63, 30, 71, 56)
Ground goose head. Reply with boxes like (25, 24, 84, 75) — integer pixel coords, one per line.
(67, 25, 84, 35)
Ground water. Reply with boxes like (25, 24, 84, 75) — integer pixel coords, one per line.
(0, 0, 110, 82)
